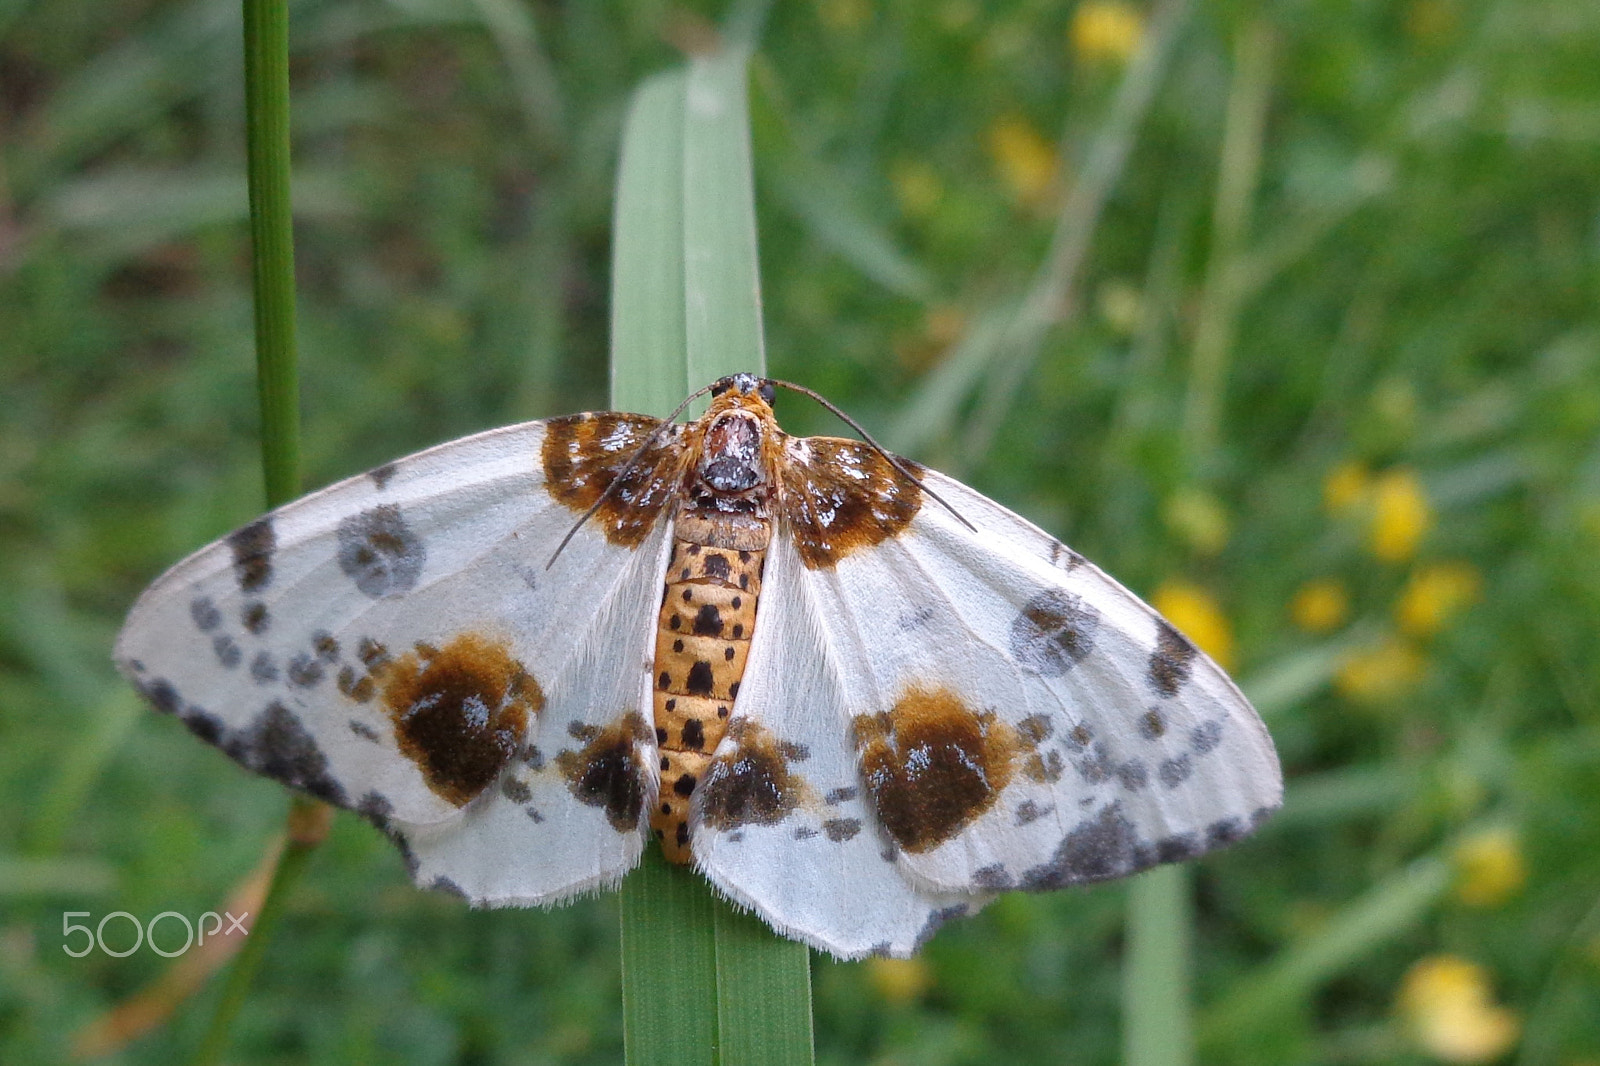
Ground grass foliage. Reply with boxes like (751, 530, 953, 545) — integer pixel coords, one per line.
(4, 0, 1600, 1063)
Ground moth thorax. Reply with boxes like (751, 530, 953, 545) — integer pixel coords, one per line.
(698, 412, 766, 494)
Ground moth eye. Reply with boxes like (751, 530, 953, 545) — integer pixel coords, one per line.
(758, 381, 775, 404)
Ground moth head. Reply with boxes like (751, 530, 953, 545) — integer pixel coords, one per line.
(710, 373, 776, 406)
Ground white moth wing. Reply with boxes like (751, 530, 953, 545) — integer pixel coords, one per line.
(800, 467, 1282, 897)
(691, 532, 988, 960)
(115, 417, 673, 903)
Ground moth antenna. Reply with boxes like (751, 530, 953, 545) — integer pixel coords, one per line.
(545, 382, 718, 569)
(768, 378, 978, 534)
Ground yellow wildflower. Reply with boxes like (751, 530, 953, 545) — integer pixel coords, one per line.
(1324, 461, 1371, 515)
(1336, 638, 1425, 703)
(1453, 828, 1527, 908)
(1097, 279, 1143, 336)
(1398, 955, 1520, 1063)
(890, 159, 944, 219)
(1397, 562, 1481, 637)
(1151, 580, 1235, 672)
(1371, 468, 1432, 563)
(866, 957, 932, 1005)
(1069, 1, 1144, 65)
(986, 115, 1058, 208)
(1163, 488, 1230, 557)
(1290, 578, 1350, 634)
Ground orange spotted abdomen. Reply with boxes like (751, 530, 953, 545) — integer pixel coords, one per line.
(650, 533, 767, 862)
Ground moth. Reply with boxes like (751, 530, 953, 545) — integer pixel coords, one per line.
(116, 373, 1281, 959)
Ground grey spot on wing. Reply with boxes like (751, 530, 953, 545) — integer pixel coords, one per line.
(1021, 803, 1144, 889)
(974, 863, 1013, 889)
(212, 635, 242, 669)
(523, 746, 545, 771)
(337, 504, 425, 598)
(312, 631, 340, 662)
(501, 776, 532, 804)
(1191, 720, 1223, 755)
(1015, 799, 1052, 826)
(1139, 708, 1166, 740)
(794, 825, 819, 840)
(190, 597, 221, 632)
(897, 605, 935, 630)
(242, 601, 270, 635)
(286, 652, 324, 689)
(1148, 620, 1198, 697)
(369, 462, 398, 489)
(1117, 760, 1149, 791)
(1159, 755, 1192, 789)
(1073, 743, 1113, 785)
(350, 720, 381, 742)
(229, 518, 276, 593)
(824, 786, 858, 805)
(1010, 590, 1100, 676)
(526, 808, 544, 823)
(250, 651, 278, 684)
(230, 701, 347, 806)
(823, 818, 862, 842)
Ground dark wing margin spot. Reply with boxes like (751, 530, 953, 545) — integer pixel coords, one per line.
(228, 701, 348, 806)
(229, 518, 277, 593)
(1148, 620, 1198, 696)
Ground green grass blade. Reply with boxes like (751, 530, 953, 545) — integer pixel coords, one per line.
(612, 48, 812, 1066)
(713, 905, 815, 1066)
(1123, 866, 1194, 1066)
(621, 852, 720, 1066)
(610, 69, 691, 411)
(682, 48, 766, 388)
(242, 0, 300, 507)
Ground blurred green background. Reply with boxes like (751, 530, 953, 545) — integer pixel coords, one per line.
(4, 0, 1599, 1062)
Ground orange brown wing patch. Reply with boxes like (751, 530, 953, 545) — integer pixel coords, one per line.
(853, 686, 1036, 854)
(541, 413, 686, 548)
(375, 632, 543, 807)
(778, 436, 922, 570)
